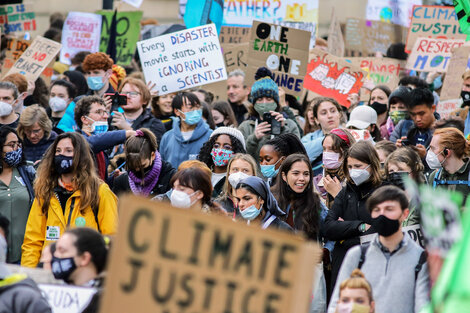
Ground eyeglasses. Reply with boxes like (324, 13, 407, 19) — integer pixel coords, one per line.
(4, 141, 22, 149)
(90, 109, 109, 117)
(122, 91, 140, 98)
(25, 128, 42, 135)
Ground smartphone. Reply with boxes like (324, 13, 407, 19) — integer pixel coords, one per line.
(401, 139, 411, 146)
(105, 92, 127, 109)
(262, 112, 272, 124)
(262, 112, 281, 135)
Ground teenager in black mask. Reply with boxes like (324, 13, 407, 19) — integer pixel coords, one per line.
(368, 85, 391, 131)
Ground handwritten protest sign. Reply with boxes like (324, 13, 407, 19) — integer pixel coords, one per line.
(406, 5, 466, 53)
(347, 57, 405, 91)
(327, 9, 344, 57)
(366, 0, 422, 27)
(0, 3, 36, 34)
(406, 37, 466, 72)
(345, 18, 406, 57)
(246, 21, 310, 97)
(60, 12, 102, 65)
(277, 21, 316, 49)
(6, 36, 61, 82)
(219, 26, 251, 44)
(137, 24, 227, 95)
(436, 99, 461, 120)
(96, 10, 143, 66)
(360, 224, 425, 248)
(440, 46, 470, 101)
(99, 195, 321, 313)
(39, 284, 96, 313)
(303, 48, 366, 108)
(223, 0, 318, 27)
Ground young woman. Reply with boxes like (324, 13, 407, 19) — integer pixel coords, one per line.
(21, 132, 118, 268)
(301, 97, 343, 168)
(211, 100, 238, 128)
(346, 105, 382, 142)
(216, 153, 258, 217)
(49, 79, 76, 128)
(234, 176, 291, 230)
(374, 140, 397, 167)
(151, 92, 176, 132)
(0, 127, 35, 263)
(318, 128, 356, 209)
(381, 86, 411, 140)
(324, 140, 385, 290)
(197, 127, 246, 197)
(112, 128, 176, 198)
(259, 133, 308, 185)
(334, 269, 375, 313)
(170, 167, 225, 214)
(368, 85, 391, 128)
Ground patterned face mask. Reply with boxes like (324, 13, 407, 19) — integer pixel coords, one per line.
(389, 110, 409, 125)
(211, 148, 234, 167)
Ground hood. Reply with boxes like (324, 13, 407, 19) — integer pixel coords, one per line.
(239, 176, 286, 217)
(172, 118, 211, 143)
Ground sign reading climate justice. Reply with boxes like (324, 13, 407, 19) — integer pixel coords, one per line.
(137, 24, 227, 95)
(99, 195, 321, 313)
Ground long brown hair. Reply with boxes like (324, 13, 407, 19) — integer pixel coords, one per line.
(34, 132, 101, 215)
(343, 141, 382, 186)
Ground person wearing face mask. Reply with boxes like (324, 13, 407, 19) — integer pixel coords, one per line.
(81, 52, 115, 97)
(160, 92, 213, 168)
(169, 167, 225, 214)
(368, 85, 391, 129)
(324, 141, 386, 291)
(334, 269, 375, 313)
(234, 176, 291, 231)
(48, 80, 76, 129)
(328, 186, 430, 313)
(211, 100, 238, 128)
(197, 127, 246, 197)
(346, 106, 382, 143)
(451, 71, 470, 137)
(259, 133, 308, 186)
(17, 105, 58, 163)
(21, 132, 118, 267)
(381, 86, 411, 140)
(112, 128, 175, 198)
(215, 153, 258, 218)
(0, 82, 21, 129)
(0, 127, 35, 264)
(238, 75, 300, 161)
(427, 127, 470, 203)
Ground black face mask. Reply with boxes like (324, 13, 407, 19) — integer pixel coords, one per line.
(387, 172, 408, 190)
(216, 122, 225, 128)
(51, 256, 77, 283)
(370, 101, 388, 115)
(461, 91, 470, 107)
(54, 155, 73, 175)
(371, 215, 400, 237)
(131, 162, 153, 179)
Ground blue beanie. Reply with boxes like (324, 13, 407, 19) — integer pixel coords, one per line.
(250, 76, 279, 105)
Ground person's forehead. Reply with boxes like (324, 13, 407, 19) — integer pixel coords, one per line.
(228, 75, 244, 84)
(0, 88, 14, 97)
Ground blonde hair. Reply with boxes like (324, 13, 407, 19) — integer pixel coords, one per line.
(119, 77, 152, 108)
(339, 269, 374, 305)
(219, 153, 259, 200)
(434, 127, 470, 159)
(17, 104, 52, 141)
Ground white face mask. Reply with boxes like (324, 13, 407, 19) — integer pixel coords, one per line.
(49, 97, 69, 112)
(170, 190, 197, 208)
(426, 149, 444, 169)
(349, 165, 370, 186)
(0, 101, 13, 117)
(228, 172, 250, 189)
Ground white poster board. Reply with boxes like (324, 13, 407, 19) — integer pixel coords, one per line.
(366, 0, 422, 27)
(39, 284, 96, 313)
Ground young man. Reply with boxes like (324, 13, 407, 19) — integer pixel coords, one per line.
(227, 69, 250, 125)
(159, 92, 212, 168)
(82, 52, 115, 97)
(0, 82, 21, 128)
(328, 186, 430, 313)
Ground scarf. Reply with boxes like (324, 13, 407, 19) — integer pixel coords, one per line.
(128, 151, 162, 197)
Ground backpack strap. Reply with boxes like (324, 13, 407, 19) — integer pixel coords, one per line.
(357, 244, 370, 269)
(415, 250, 427, 281)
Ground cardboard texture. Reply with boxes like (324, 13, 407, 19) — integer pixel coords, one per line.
(440, 46, 470, 101)
(99, 195, 321, 313)
(303, 48, 366, 108)
(219, 26, 251, 44)
(406, 5, 466, 53)
(405, 37, 466, 72)
(0, 3, 36, 34)
(246, 21, 310, 97)
(345, 18, 406, 57)
(327, 9, 344, 57)
(6, 36, 61, 82)
(96, 10, 143, 66)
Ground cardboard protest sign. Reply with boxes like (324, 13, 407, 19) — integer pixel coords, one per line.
(406, 5, 466, 53)
(360, 224, 425, 248)
(440, 46, 470, 101)
(137, 24, 227, 95)
(346, 57, 405, 91)
(366, 0, 422, 27)
(277, 21, 316, 50)
(122, 0, 144, 8)
(96, 10, 143, 66)
(219, 26, 250, 44)
(0, 3, 36, 34)
(303, 48, 366, 108)
(39, 284, 96, 313)
(344, 18, 406, 57)
(6, 36, 61, 82)
(406, 37, 466, 72)
(246, 21, 310, 97)
(99, 195, 321, 313)
(327, 9, 344, 57)
(223, 0, 318, 27)
(60, 12, 102, 65)
(436, 99, 461, 120)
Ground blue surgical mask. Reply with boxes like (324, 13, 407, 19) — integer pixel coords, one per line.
(4, 148, 22, 167)
(181, 109, 202, 125)
(240, 204, 262, 221)
(87, 76, 105, 91)
(86, 116, 108, 134)
(260, 158, 282, 178)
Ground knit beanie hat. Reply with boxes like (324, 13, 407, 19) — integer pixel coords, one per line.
(389, 86, 411, 107)
(210, 126, 246, 150)
(250, 76, 279, 105)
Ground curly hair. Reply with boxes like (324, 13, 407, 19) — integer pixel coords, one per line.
(0, 127, 26, 174)
(198, 134, 246, 169)
(82, 52, 114, 72)
(74, 96, 106, 129)
(263, 133, 308, 158)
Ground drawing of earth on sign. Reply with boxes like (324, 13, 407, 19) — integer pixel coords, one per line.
(380, 7, 392, 23)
